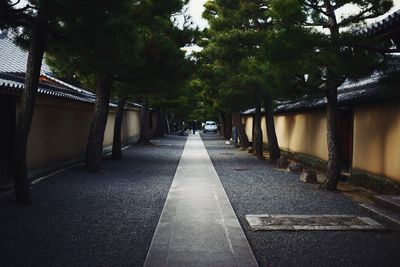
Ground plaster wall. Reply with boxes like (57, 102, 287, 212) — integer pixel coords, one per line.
(27, 97, 93, 171)
(122, 109, 141, 143)
(274, 111, 328, 160)
(103, 111, 116, 148)
(353, 103, 400, 181)
(261, 116, 268, 144)
(26, 96, 141, 174)
(244, 116, 253, 142)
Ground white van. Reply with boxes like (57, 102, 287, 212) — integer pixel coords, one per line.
(204, 121, 217, 133)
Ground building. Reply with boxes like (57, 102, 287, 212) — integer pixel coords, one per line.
(241, 11, 400, 193)
(0, 32, 153, 187)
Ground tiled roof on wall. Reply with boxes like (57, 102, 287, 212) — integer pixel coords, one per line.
(0, 72, 97, 103)
(241, 73, 398, 115)
(357, 9, 400, 37)
(0, 32, 143, 108)
(0, 32, 52, 74)
(274, 74, 398, 113)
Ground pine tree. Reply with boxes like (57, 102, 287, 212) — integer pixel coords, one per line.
(1, 0, 76, 203)
(199, 0, 283, 160)
(269, 0, 393, 189)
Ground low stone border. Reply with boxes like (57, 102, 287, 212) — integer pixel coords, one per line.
(246, 214, 385, 231)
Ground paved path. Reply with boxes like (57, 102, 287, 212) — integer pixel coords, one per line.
(144, 133, 258, 267)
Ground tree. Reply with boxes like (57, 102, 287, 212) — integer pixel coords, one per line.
(199, 0, 284, 160)
(268, 0, 393, 189)
(115, 0, 194, 144)
(110, 83, 130, 159)
(1, 0, 69, 203)
(47, 0, 141, 171)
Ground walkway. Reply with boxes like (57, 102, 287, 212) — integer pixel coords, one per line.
(144, 133, 258, 266)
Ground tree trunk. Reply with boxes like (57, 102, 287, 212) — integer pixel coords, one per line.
(323, 87, 341, 190)
(111, 96, 127, 159)
(13, 9, 48, 204)
(166, 113, 171, 134)
(140, 99, 151, 144)
(322, 0, 341, 190)
(253, 103, 263, 159)
(224, 112, 232, 140)
(232, 112, 249, 149)
(85, 77, 113, 172)
(153, 109, 166, 137)
(160, 110, 168, 136)
(264, 97, 281, 164)
(217, 110, 226, 138)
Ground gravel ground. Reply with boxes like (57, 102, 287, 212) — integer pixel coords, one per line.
(201, 133, 400, 267)
(0, 135, 186, 267)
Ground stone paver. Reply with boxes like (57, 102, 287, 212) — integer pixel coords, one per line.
(246, 214, 385, 231)
(144, 133, 258, 267)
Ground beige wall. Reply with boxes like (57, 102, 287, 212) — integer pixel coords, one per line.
(26, 96, 141, 174)
(353, 103, 400, 181)
(274, 110, 328, 160)
(27, 97, 93, 171)
(244, 110, 328, 160)
(103, 111, 116, 148)
(242, 103, 400, 182)
(122, 109, 141, 143)
(244, 116, 253, 142)
(261, 116, 267, 143)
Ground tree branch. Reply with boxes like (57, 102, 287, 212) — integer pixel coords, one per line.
(303, 21, 329, 28)
(352, 43, 400, 54)
(304, 0, 330, 17)
(292, 74, 327, 92)
(337, 6, 375, 27)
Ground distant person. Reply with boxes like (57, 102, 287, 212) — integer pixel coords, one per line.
(191, 121, 196, 134)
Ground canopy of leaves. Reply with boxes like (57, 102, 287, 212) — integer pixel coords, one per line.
(268, 0, 394, 91)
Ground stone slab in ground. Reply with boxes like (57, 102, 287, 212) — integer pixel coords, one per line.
(359, 203, 400, 226)
(246, 214, 385, 231)
(374, 195, 400, 213)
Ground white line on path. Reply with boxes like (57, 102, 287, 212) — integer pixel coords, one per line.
(144, 132, 258, 267)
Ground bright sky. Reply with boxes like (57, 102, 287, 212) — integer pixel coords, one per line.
(187, 0, 400, 29)
(184, 0, 400, 54)
(187, 0, 209, 30)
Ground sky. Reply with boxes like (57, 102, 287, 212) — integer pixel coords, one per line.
(187, 0, 209, 30)
(187, 0, 400, 29)
(183, 0, 400, 54)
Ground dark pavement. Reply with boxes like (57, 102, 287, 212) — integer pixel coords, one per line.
(1, 133, 400, 267)
(0, 135, 186, 267)
(201, 133, 400, 267)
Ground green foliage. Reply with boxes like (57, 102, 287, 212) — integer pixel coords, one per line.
(44, 0, 196, 113)
(268, 0, 393, 91)
(46, 0, 139, 82)
(198, 0, 274, 114)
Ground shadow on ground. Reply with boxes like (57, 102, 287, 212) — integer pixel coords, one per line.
(0, 135, 186, 267)
(201, 133, 400, 267)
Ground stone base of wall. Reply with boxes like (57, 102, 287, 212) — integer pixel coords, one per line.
(279, 150, 400, 194)
(280, 149, 327, 172)
(350, 170, 400, 195)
